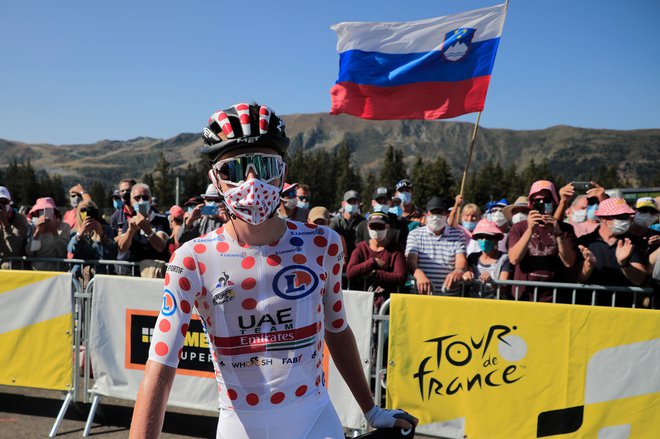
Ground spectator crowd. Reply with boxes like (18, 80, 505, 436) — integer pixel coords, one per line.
(1, 176, 659, 308)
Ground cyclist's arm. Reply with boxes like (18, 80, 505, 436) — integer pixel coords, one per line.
(130, 360, 176, 439)
(324, 326, 374, 414)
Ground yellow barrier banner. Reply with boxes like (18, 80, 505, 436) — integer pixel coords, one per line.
(387, 295, 660, 438)
(0, 270, 73, 391)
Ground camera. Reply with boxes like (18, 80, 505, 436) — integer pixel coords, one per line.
(571, 181, 592, 191)
(200, 205, 218, 216)
(532, 201, 546, 214)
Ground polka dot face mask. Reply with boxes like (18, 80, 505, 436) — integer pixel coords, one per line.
(223, 178, 281, 225)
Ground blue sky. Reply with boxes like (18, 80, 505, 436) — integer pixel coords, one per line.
(1, 0, 659, 145)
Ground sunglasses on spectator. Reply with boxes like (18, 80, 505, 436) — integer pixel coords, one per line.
(212, 153, 283, 185)
(0, 199, 9, 205)
(473, 235, 499, 241)
(282, 190, 297, 199)
(532, 197, 553, 203)
(604, 214, 632, 220)
(298, 196, 310, 202)
(133, 195, 150, 201)
(368, 224, 387, 231)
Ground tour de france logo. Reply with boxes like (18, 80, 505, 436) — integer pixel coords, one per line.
(413, 324, 527, 401)
(272, 265, 319, 300)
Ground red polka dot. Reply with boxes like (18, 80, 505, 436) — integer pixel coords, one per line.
(316, 256, 323, 266)
(216, 226, 224, 234)
(155, 342, 168, 356)
(194, 244, 206, 254)
(181, 323, 188, 337)
(181, 300, 191, 313)
(314, 236, 328, 247)
(159, 319, 171, 332)
(183, 257, 196, 271)
(199, 262, 206, 275)
(333, 301, 342, 312)
(328, 243, 339, 256)
(332, 319, 344, 329)
(270, 392, 285, 404)
(295, 385, 307, 397)
(169, 252, 176, 263)
(315, 376, 321, 386)
(317, 321, 322, 331)
(293, 254, 307, 264)
(179, 277, 191, 291)
(217, 242, 229, 253)
(241, 256, 255, 269)
(317, 304, 321, 313)
(164, 273, 170, 286)
(305, 223, 318, 229)
(246, 393, 259, 406)
(333, 282, 341, 294)
(242, 298, 257, 310)
(242, 278, 256, 290)
(201, 287, 207, 296)
(227, 389, 238, 400)
(332, 264, 340, 275)
(320, 273, 327, 281)
(320, 287, 325, 296)
(267, 254, 281, 266)
(286, 222, 298, 230)
(240, 242, 250, 248)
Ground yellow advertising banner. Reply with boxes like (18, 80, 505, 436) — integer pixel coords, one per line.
(0, 271, 73, 391)
(387, 295, 660, 438)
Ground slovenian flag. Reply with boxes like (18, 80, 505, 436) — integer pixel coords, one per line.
(330, 4, 507, 120)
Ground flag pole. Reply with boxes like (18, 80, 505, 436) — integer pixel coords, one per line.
(459, 111, 482, 196)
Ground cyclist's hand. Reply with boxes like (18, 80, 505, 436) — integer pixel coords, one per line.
(365, 406, 418, 429)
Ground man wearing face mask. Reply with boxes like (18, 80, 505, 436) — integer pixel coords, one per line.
(577, 198, 648, 307)
(63, 184, 92, 228)
(508, 180, 577, 302)
(0, 186, 29, 268)
(178, 184, 227, 245)
(296, 184, 312, 210)
(278, 182, 309, 221)
(111, 190, 124, 212)
(110, 178, 137, 243)
(330, 190, 366, 261)
(627, 197, 660, 258)
(557, 181, 607, 238)
(484, 199, 509, 231)
(130, 103, 417, 438)
(405, 196, 467, 295)
(116, 183, 171, 276)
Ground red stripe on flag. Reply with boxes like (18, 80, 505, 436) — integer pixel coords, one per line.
(330, 76, 492, 120)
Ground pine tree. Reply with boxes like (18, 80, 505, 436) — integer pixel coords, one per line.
(378, 145, 407, 189)
(334, 140, 362, 207)
(152, 152, 175, 206)
(89, 180, 109, 210)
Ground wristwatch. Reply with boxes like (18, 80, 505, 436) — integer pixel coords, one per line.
(147, 230, 156, 239)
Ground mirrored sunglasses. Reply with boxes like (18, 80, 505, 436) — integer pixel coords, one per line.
(213, 153, 283, 185)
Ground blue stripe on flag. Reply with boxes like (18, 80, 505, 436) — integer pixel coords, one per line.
(336, 38, 500, 86)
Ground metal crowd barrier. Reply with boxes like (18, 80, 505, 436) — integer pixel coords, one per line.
(1, 256, 142, 276)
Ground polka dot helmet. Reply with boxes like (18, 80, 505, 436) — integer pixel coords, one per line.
(201, 103, 290, 162)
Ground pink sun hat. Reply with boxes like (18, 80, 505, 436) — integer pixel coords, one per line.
(595, 198, 635, 217)
(528, 180, 559, 205)
(472, 219, 504, 238)
(28, 197, 59, 218)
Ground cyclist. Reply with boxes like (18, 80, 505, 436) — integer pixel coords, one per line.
(130, 103, 417, 438)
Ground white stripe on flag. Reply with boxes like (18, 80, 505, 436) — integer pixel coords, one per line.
(331, 4, 506, 53)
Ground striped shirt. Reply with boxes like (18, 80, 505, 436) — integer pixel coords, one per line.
(405, 226, 466, 293)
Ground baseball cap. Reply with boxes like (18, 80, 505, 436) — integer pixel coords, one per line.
(111, 190, 121, 199)
(595, 198, 635, 217)
(635, 197, 658, 212)
(367, 212, 389, 225)
(168, 205, 185, 220)
(426, 196, 446, 212)
(372, 187, 392, 200)
(343, 190, 359, 202)
(396, 179, 413, 191)
(0, 186, 11, 201)
(308, 206, 330, 224)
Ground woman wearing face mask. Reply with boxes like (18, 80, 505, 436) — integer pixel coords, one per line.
(462, 219, 513, 299)
(0, 186, 29, 269)
(67, 200, 116, 279)
(346, 212, 406, 311)
(26, 197, 71, 271)
(63, 184, 92, 229)
(627, 197, 660, 258)
(278, 182, 309, 221)
(577, 198, 648, 307)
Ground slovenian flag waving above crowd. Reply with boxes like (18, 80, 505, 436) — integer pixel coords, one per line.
(330, 4, 507, 120)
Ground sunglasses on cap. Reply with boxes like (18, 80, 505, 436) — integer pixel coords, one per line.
(282, 189, 297, 199)
(212, 153, 283, 186)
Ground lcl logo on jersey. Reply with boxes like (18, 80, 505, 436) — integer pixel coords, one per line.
(272, 265, 319, 300)
(162, 289, 177, 316)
